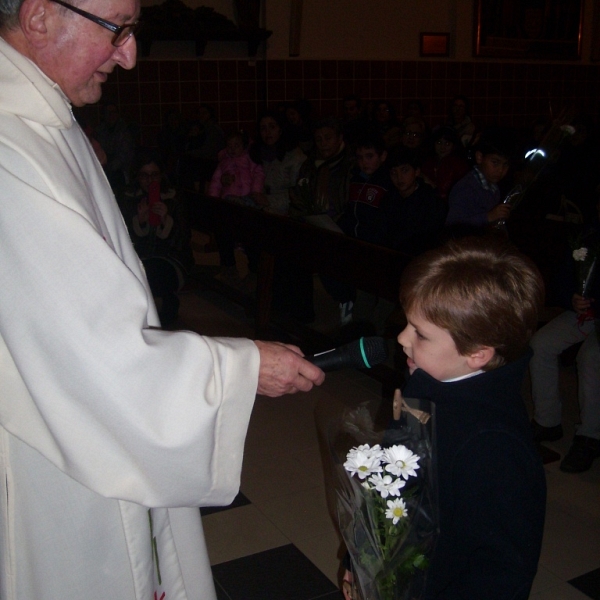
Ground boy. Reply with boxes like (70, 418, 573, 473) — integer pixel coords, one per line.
(445, 131, 513, 229)
(341, 95, 368, 150)
(384, 148, 447, 255)
(338, 134, 392, 245)
(334, 134, 392, 326)
(398, 237, 546, 599)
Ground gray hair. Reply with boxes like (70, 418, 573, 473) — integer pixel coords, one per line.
(0, 0, 80, 31)
(0, 0, 25, 30)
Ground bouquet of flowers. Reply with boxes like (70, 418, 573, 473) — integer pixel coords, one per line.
(572, 246, 597, 299)
(570, 242, 598, 325)
(325, 392, 438, 600)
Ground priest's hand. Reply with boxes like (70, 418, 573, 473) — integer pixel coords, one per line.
(254, 340, 325, 397)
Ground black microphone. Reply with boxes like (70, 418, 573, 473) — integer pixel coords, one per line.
(306, 337, 388, 372)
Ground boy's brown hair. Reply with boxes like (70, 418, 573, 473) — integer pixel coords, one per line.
(399, 236, 544, 370)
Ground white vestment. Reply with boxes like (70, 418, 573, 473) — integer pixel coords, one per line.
(0, 37, 259, 600)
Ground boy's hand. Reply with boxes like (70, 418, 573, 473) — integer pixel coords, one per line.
(342, 570, 354, 600)
(254, 340, 325, 396)
(487, 203, 511, 222)
(393, 388, 403, 420)
(572, 293, 594, 315)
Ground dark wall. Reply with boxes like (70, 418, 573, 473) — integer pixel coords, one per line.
(83, 58, 600, 146)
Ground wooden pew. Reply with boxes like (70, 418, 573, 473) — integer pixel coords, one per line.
(187, 192, 413, 339)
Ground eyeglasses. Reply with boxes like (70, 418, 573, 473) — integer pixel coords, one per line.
(49, 0, 140, 47)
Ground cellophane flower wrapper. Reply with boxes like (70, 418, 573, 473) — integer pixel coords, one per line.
(325, 397, 439, 600)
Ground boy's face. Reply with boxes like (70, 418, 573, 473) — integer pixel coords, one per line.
(434, 137, 454, 159)
(315, 127, 343, 160)
(402, 124, 424, 149)
(344, 100, 361, 121)
(475, 152, 509, 185)
(356, 146, 387, 175)
(375, 103, 391, 123)
(390, 164, 419, 198)
(398, 312, 478, 381)
(451, 99, 467, 121)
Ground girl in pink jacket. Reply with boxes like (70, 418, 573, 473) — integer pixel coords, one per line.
(208, 131, 266, 206)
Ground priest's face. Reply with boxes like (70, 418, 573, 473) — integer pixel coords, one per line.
(39, 0, 139, 106)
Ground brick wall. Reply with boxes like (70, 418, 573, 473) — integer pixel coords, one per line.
(83, 58, 600, 147)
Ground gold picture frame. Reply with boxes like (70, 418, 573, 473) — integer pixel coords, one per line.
(474, 0, 583, 60)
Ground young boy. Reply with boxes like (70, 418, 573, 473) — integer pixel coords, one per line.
(384, 148, 447, 255)
(398, 236, 546, 599)
(445, 131, 513, 230)
(333, 135, 392, 326)
(338, 134, 392, 245)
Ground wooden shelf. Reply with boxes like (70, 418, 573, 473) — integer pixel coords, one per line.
(139, 27, 272, 58)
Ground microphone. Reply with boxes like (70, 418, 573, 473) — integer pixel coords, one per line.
(306, 337, 388, 372)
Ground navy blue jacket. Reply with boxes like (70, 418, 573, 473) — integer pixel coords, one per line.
(338, 165, 393, 244)
(403, 351, 546, 600)
(384, 180, 447, 255)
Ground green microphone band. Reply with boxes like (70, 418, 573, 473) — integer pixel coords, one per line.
(359, 337, 371, 369)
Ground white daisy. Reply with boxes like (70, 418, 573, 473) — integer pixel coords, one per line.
(573, 247, 588, 262)
(344, 447, 383, 480)
(368, 473, 406, 498)
(383, 445, 420, 480)
(385, 498, 408, 524)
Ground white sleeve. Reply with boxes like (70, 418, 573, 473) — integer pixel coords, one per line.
(0, 155, 260, 509)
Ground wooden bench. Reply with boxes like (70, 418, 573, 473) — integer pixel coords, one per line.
(187, 192, 413, 340)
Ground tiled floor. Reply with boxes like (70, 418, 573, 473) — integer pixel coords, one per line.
(174, 235, 600, 600)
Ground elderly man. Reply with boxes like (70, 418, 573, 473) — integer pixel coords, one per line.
(0, 1, 324, 599)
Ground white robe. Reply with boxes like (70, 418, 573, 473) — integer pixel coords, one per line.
(0, 37, 260, 600)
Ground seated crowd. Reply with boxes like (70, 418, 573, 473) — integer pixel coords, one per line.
(81, 96, 600, 474)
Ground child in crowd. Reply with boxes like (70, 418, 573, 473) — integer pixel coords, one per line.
(249, 110, 306, 215)
(446, 95, 476, 147)
(335, 134, 393, 327)
(421, 126, 470, 202)
(384, 148, 447, 255)
(119, 150, 193, 327)
(207, 130, 265, 206)
(368, 100, 402, 150)
(343, 237, 546, 599)
(399, 116, 427, 153)
(445, 131, 512, 231)
(338, 134, 392, 244)
(341, 94, 368, 151)
(207, 131, 265, 283)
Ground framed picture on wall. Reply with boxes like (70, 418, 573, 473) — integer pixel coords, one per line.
(474, 0, 583, 60)
(420, 33, 450, 57)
